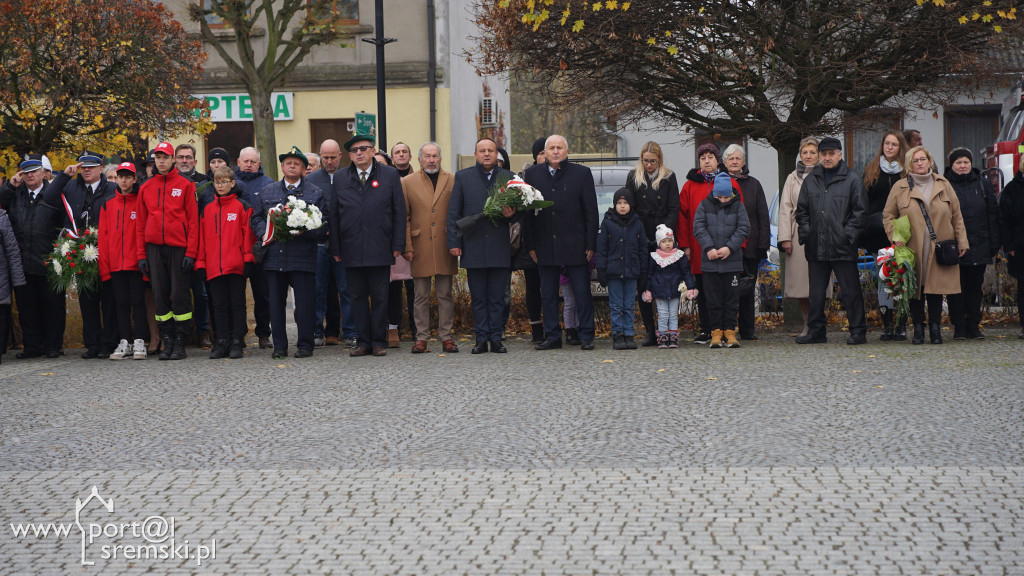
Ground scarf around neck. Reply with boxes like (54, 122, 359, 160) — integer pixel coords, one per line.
(880, 157, 902, 175)
(700, 170, 718, 183)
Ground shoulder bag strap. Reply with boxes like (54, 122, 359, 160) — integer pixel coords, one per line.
(915, 198, 938, 242)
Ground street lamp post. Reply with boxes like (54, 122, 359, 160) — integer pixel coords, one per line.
(362, 0, 396, 150)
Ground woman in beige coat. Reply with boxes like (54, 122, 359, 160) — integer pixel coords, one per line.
(778, 137, 825, 337)
(883, 146, 969, 345)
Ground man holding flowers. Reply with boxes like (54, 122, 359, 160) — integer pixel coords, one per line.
(447, 138, 516, 354)
(329, 133, 407, 357)
(250, 146, 327, 359)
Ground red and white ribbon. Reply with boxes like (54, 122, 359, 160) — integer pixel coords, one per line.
(262, 206, 282, 246)
(61, 194, 79, 239)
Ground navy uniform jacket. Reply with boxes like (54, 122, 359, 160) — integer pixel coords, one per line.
(48, 172, 117, 231)
(250, 178, 326, 274)
(447, 164, 515, 269)
(523, 160, 598, 266)
(329, 160, 406, 267)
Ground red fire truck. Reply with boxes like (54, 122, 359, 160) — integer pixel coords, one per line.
(984, 79, 1024, 193)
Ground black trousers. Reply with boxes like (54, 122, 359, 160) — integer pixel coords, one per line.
(110, 271, 147, 341)
(14, 274, 66, 355)
(248, 263, 271, 338)
(0, 304, 10, 358)
(347, 266, 391, 349)
(325, 271, 340, 337)
(387, 278, 416, 335)
(910, 293, 944, 325)
(737, 258, 760, 337)
(208, 274, 247, 341)
(704, 271, 740, 331)
(947, 263, 986, 332)
(265, 270, 315, 352)
(539, 263, 594, 341)
(807, 259, 866, 337)
(524, 267, 542, 324)
(468, 267, 509, 343)
(146, 244, 193, 324)
(79, 279, 118, 352)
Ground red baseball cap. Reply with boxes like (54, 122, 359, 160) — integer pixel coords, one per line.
(116, 161, 136, 175)
(154, 142, 174, 156)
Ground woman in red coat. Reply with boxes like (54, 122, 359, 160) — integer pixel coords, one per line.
(678, 142, 741, 344)
(195, 166, 256, 359)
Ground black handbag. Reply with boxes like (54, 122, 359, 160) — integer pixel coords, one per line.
(914, 198, 959, 266)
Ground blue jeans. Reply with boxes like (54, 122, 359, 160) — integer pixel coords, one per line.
(315, 244, 355, 339)
(607, 278, 637, 336)
(655, 298, 679, 333)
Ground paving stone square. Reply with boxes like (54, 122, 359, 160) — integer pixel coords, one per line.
(1, 330, 1022, 574)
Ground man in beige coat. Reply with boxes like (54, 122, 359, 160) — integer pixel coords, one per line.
(403, 142, 458, 353)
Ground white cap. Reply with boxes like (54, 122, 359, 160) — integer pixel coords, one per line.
(41, 155, 52, 171)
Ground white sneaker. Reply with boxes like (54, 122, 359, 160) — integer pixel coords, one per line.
(109, 339, 130, 360)
(132, 339, 147, 360)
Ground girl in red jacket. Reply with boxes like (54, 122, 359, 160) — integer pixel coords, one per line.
(101, 163, 148, 360)
(196, 166, 256, 359)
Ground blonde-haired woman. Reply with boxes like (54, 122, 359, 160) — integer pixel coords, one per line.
(625, 141, 680, 346)
(883, 146, 969, 345)
(777, 137, 821, 336)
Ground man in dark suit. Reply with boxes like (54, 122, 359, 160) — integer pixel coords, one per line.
(523, 135, 599, 350)
(49, 150, 118, 358)
(447, 138, 515, 354)
(0, 156, 66, 358)
(329, 133, 406, 357)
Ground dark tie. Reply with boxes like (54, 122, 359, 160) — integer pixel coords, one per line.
(287, 184, 296, 192)
(360, 172, 367, 186)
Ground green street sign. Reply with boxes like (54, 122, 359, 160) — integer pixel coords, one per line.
(355, 112, 376, 136)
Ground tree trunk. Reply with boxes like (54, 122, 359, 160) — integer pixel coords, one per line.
(773, 134, 804, 331)
(250, 85, 279, 181)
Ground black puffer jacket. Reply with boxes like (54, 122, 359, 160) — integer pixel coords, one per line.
(730, 170, 770, 261)
(693, 190, 750, 274)
(796, 160, 867, 262)
(625, 170, 680, 241)
(998, 170, 1024, 277)
(0, 180, 63, 276)
(943, 167, 999, 266)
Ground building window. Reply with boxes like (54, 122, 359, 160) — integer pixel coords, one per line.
(945, 105, 1000, 170)
(694, 129, 745, 167)
(845, 112, 902, 174)
(309, 0, 359, 25)
(204, 122, 255, 170)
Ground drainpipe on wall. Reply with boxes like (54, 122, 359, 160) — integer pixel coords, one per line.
(427, 0, 437, 142)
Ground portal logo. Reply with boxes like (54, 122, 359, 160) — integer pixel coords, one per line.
(9, 485, 217, 567)
(226, 213, 237, 222)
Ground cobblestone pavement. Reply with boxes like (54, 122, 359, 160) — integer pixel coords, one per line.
(2, 329, 1022, 575)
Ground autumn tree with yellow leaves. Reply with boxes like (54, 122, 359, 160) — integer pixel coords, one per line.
(474, 0, 1020, 185)
(0, 0, 208, 166)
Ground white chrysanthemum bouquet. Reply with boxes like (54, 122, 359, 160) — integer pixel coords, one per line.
(264, 195, 324, 244)
(45, 227, 100, 294)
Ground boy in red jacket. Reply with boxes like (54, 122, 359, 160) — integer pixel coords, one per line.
(195, 166, 256, 359)
(101, 162, 148, 360)
(136, 142, 199, 360)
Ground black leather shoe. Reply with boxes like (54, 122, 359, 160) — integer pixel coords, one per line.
(490, 341, 507, 353)
(642, 331, 658, 347)
(471, 341, 489, 354)
(81, 348, 99, 359)
(46, 350, 61, 358)
(847, 333, 867, 345)
(294, 348, 312, 358)
(271, 349, 288, 359)
(580, 339, 594, 350)
(565, 328, 581, 346)
(795, 334, 827, 344)
(929, 323, 943, 344)
(739, 333, 759, 341)
(535, 339, 562, 350)
(16, 351, 41, 359)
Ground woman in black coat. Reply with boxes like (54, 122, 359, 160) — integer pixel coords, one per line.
(861, 130, 908, 340)
(944, 148, 1000, 340)
(624, 141, 680, 346)
(998, 156, 1024, 339)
